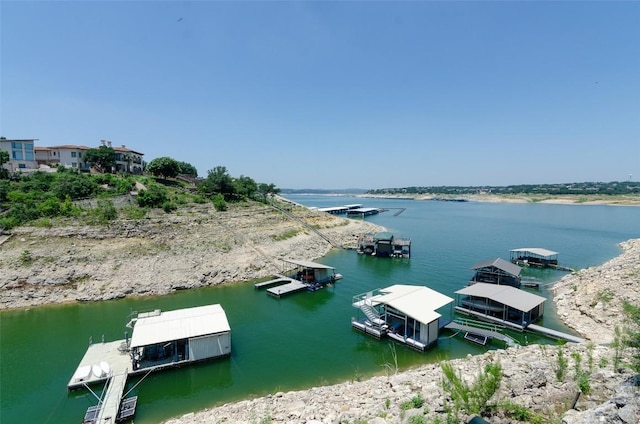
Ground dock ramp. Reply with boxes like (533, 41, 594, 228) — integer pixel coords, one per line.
(446, 319, 519, 348)
(527, 324, 585, 343)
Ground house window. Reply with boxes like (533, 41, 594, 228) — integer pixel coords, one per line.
(12, 150, 23, 160)
(12, 142, 22, 149)
(72, 162, 77, 168)
(18, 163, 26, 168)
(24, 143, 33, 151)
(25, 151, 34, 161)
(71, 151, 77, 157)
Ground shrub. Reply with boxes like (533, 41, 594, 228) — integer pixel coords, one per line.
(137, 185, 168, 208)
(212, 193, 227, 211)
(440, 360, 502, 416)
(89, 199, 118, 224)
(162, 201, 177, 213)
(555, 346, 568, 381)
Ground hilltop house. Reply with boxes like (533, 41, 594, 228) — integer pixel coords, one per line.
(2, 138, 145, 174)
(0, 137, 38, 172)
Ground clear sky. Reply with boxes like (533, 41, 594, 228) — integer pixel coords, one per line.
(2, 1, 639, 190)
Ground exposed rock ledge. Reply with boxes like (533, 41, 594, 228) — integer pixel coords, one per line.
(0, 202, 384, 310)
(164, 239, 640, 424)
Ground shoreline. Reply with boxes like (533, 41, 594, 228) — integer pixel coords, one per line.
(355, 192, 640, 206)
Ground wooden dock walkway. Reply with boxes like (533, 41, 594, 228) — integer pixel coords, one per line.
(527, 324, 585, 343)
(95, 370, 128, 423)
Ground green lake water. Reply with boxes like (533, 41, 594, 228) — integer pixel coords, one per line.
(1, 197, 638, 423)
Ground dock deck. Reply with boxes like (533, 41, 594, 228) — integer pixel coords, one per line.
(68, 340, 130, 390)
(68, 340, 134, 423)
(266, 279, 308, 297)
(254, 277, 293, 289)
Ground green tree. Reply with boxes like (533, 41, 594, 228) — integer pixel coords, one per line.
(200, 166, 236, 201)
(51, 172, 98, 200)
(234, 175, 258, 200)
(137, 185, 168, 208)
(147, 157, 181, 179)
(177, 161, 198, 177)
(257, 183, 280, 201)
(0, 150, 9, 179)
(84, 146, 116, 173)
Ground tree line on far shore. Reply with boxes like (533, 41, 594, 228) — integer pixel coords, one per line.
(0, 153, 280, 230)
(368, 181, 640, 196)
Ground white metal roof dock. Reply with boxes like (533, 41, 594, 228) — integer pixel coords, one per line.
(130, 304, 230, 349)
(367, 284, 453, 324)
(510, 247, 558, 257)
(352, 284, 454, 351)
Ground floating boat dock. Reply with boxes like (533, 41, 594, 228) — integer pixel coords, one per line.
(351, 284, 454, 352)
(69, 304, 232, 423)
(356, 232, 411, 258)
(510, 248, 574, 272)
(255, 259, 342, 298)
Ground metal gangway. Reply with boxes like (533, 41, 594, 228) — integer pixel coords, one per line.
(445, 318, 519, 347)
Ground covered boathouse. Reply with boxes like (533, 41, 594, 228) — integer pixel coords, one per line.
(128, 304, 231, 370)
(68, 304, 231, 423)
(254, 259, 342, 297)
(470, 257, 522, 288)
(510, 248, 559, 268)
(357, 232, 411, 258)
(352, 284, 453, 351)
(454, 283, 545, 330)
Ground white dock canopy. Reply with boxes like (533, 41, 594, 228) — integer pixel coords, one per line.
(510, 248, 558, 257)
(130, 304, 230, 349)
(370, 284, 453, 324)
(283, 259, 335, 270)
(455, 283, 545, 312)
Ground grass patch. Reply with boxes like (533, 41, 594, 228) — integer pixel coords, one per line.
(272, 229, 300, 241)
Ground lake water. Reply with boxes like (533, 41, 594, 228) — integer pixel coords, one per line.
(1, 196, 638, 424)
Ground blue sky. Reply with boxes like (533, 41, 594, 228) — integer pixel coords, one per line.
(2, 1, 639, 190)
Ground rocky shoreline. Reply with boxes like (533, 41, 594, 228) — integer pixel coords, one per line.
(162, 240, 640, 424)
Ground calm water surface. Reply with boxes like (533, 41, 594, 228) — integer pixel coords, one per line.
(1, 197, 638, 423)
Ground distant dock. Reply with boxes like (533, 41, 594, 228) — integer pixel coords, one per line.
(254, 259, 342, 298)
